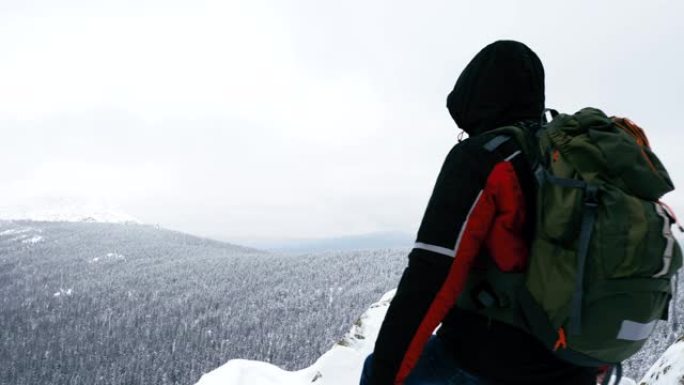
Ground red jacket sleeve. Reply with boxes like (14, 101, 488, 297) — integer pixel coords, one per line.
(369, 139, 529, 385)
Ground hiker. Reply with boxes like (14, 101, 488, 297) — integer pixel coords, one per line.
(359, 40, 599, 385)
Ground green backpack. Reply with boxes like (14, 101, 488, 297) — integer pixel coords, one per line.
(457, 108, 683, 374)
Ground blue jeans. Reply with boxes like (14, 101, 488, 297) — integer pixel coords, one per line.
(359, 336, 486, 385)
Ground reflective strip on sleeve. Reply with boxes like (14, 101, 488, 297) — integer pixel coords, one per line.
(413, 190, 484, 259)
(504, 150, 522, 162)
(452, 190, 484, 255)
(617, 320, 657, 341)
(413, 242, 455, 257)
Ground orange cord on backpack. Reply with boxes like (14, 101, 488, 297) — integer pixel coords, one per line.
(552, 149, 560, 162)
(612, 116, 651, 148)
(553, 327, 568, 351)
(612, 116, 659, 173)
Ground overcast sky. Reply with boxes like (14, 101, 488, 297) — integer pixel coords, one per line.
(1, 0, 682, 242)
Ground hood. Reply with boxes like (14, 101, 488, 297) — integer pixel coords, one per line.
(447, 40, 545, 136)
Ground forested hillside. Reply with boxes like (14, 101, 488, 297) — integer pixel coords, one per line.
(0, 221, 405, 385)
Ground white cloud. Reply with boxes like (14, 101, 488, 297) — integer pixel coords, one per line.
(0, 0, 682, 239)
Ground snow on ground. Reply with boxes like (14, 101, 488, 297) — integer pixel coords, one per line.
(0, 227, 35, 236)
(639, 337, 684, 384)
(193, 290, 659, 385)
(90, 252, 126, 263)
(0, 226, 44, 244)
(194, 290, 395, 385)
(53, 288, 73, 297)
(22, 235, 44, 244)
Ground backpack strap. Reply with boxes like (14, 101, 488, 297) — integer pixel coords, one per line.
(571, 184, 599, 336)
(483, 135, 510, 152)
(516, 286, 609, 367)
(533, 166, 601, 336)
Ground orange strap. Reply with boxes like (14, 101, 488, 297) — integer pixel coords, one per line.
(553, 327, 567, 351)
(612, 116, 651, 148)
(612, 116, 658, 173)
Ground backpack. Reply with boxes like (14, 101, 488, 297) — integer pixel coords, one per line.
(456, 108, 683, 378)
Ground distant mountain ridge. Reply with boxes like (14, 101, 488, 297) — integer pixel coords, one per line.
(0, 198, 140, 224)
(237, 231, 414, 253)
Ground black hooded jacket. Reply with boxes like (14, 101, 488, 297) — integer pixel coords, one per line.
(447, 40, 545, 136)
(367, 41, 597, 385)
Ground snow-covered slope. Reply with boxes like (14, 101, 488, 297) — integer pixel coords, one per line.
(0, 225, 45, 245)
(639, 337, 684, 384)
(195, 290, 395, 385)
(191, 290, 684, 385)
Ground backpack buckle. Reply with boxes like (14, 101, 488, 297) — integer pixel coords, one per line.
(472, 283, 499, 309)
(584, 185, 599, 207)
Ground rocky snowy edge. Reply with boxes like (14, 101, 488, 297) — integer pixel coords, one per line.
(639, 336, 684, 385)
(195, 290, 393, 385)
(195, 290, 684, 385)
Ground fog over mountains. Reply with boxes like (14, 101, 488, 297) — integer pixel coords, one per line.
(236, 231, 414, 253)
(0, 197, 140, 224)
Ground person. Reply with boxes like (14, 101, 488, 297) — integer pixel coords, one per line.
(359, 40, 599, 385)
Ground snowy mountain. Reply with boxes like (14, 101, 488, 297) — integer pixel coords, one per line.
(0, 220, 264, 385)
(0, 221, 406, 385)
(194, 290, 684, 385)
(0, 197, 140, 223)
